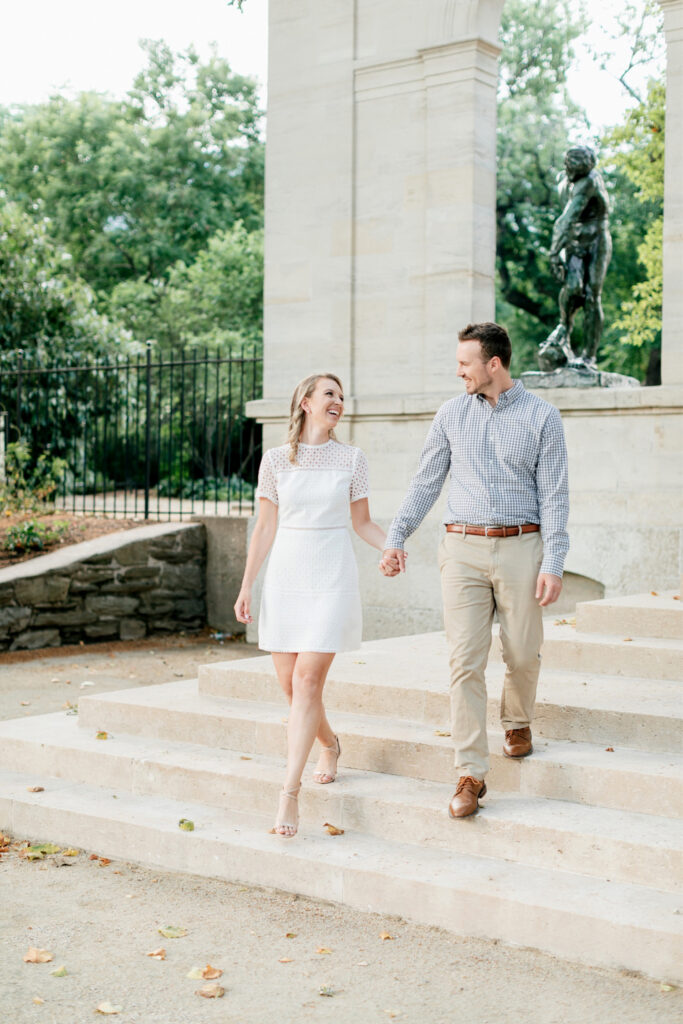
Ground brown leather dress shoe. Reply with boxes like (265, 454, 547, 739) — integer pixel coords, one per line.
(503, 727, 533, 758)
(448, 776, 487, 818)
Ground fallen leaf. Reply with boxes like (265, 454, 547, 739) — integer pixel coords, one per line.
(323, 823, 344, 836)
(240, 756, 252, 761)
(178, 818, 195, 832)
(353, 660, 366, 664)
(650, 591, 658, 596)
(660, 984, 676, 992)
(89, 854, 99, 861)
(433, 729, 451, 737)
(319, 986, 335, 997)
(24, 947, 53, 963)
(27, 786, 44, 793)
(316, 947, 332, 955)
(99, 858, 111, 866)
(285, 932, 297, 939)
(623, 638, 633, 642)
(20, 700, 31, 706)
(605, 747, 614, 752)
(146, 948, 166, 960)
(95, 1002, 123, 1014)
(187, 967, 204, 979)
(61, 848, 80, 858)
(158, 925, 187, 939)
(51, 965, 68, 977)
(202, 965, 223, 980)
(356, 961, 369, 967)
(195, 983, 224, 999)
(96, 731, 109, 740)
(673, 595, 680, 601)
(33, 996, 44, 1004)
(278, 957, 293, 963)
(379, 932, 394, 941)
(80, 681, 95, 688)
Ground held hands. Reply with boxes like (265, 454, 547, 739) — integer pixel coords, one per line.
(536, 573, 562, 607)
(234, 588, 253, 624)
(379, 548, 407, 578)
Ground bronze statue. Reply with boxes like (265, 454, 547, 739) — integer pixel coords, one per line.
(539, 146, 612, 371)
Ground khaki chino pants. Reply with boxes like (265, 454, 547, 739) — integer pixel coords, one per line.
(438, 530, 544, 780)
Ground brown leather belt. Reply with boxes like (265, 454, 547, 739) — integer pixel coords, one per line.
(446, 523, 540, 538)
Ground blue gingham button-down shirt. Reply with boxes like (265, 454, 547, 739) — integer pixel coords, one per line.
(386, 381, 570, 577)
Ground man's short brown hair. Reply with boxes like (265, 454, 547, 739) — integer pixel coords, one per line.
(458, 322, 512, 369)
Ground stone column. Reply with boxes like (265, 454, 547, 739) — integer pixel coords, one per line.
(254, 0, 504, 447)
(658, 0, 683, 385)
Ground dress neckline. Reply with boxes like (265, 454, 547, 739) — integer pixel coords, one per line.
(298, 438, 335, 449)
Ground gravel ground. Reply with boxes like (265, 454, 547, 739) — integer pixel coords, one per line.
(1, 637, 681, 1024)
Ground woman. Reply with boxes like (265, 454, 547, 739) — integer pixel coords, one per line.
(234, 373, 387, 837)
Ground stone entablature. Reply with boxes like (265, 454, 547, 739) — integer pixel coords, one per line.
(0, 523, 206, 652)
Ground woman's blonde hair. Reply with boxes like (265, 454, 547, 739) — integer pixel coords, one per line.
(287, 372, 344, 464)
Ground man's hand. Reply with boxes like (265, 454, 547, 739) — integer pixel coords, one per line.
(550, 255, 565, 284)
(379, 548, 407, 577)
(536, 573, 562, 607)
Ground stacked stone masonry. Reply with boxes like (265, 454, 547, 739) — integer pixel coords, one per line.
(0, 523, 206, 652)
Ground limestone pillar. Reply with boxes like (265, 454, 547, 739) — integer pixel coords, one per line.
(255, 0, 504, 439)
(658, 0, 683, 385)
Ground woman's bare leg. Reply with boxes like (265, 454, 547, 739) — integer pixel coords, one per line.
(283, 651, 335, 791)
(271, 652, 336, 748)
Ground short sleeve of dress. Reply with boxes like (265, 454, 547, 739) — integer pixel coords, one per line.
(350, 448, 370, 502)
(256, 450, 279, 505)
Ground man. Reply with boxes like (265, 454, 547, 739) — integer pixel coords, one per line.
(381, 322, 569, 818)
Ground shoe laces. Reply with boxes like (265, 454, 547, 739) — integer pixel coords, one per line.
(455, 776, 481, 795)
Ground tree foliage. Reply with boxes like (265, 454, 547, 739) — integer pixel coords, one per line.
(0, 41, 264, 295)
(496, 0, 588, 374)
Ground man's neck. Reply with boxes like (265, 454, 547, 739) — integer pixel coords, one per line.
(481, 375, 514, 407)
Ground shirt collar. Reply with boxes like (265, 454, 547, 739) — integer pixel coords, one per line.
(474, 380, 523, 407)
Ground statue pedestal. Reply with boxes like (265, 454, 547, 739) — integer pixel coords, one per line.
(521, 366, 641, 389)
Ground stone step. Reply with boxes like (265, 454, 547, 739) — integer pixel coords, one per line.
(1, 712, 680, 892)
(199, 653, 683, 753)
(576, 592, 683, 640)
(76, 681, 683, 818)
(1, 769, 680, 983)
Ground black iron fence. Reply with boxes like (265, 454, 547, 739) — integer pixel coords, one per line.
(0, 345, 263, 518)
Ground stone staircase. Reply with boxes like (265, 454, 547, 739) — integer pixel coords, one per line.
(1, 592, 681, 982)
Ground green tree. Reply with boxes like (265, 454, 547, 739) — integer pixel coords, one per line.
(106, 222, 263, 354)
(599, 79, 664, 382)
(0, 41, 264, 296)
(495, 0, 589, 374)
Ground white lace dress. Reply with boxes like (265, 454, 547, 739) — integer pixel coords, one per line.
(255, 440, 370, 653)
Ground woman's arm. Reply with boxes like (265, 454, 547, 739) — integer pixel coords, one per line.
(350, 498, 386, 552)
(234, 498, 278, 624)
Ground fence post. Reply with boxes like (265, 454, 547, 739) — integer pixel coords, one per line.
(0, 410, 7, 486)
(15, 349, 23, 438)
(144, 341, 152, 519)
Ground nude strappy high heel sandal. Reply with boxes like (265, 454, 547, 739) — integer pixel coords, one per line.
(313, 735, 341, 785)
(273, 785, 300, 837)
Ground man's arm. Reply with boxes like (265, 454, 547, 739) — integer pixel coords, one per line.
(549, 176, 594, 260)
(536, 407, 569, 581)
(383, 410, 452, 567)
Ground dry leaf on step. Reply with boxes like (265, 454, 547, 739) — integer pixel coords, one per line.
(202, 965, 223, 980)
(96, 731, 109, 740)
(158, 925, 187, 939)
(278, 957, 293, 963)
(95, 1002, 123, 1014)
(50, 966, 68, 977)
(23, 948, 53, 963)
(187, 967, 204, 979)
(196, 983, 224, 999)
(178, 819, 195, 831)
(316, 948, 332, 955)
(379, 932, 394, 941)
(323, 823, 344, 836)
(27, 786, 44, 793)
(605, 747, 614, 752)
(434, 730, 450, 737)
(147, 948, 166, 960)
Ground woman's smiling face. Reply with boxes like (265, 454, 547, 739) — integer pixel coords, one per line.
(301, 377, 344, 430)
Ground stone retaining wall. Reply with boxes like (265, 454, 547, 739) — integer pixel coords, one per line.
(0, 523, 206, 651)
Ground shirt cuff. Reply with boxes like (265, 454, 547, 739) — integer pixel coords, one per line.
(540, 555, 565, 578)
(385, 526, 406, 550)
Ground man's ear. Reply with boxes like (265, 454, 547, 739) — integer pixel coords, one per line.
(489, 355, 501, 372)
